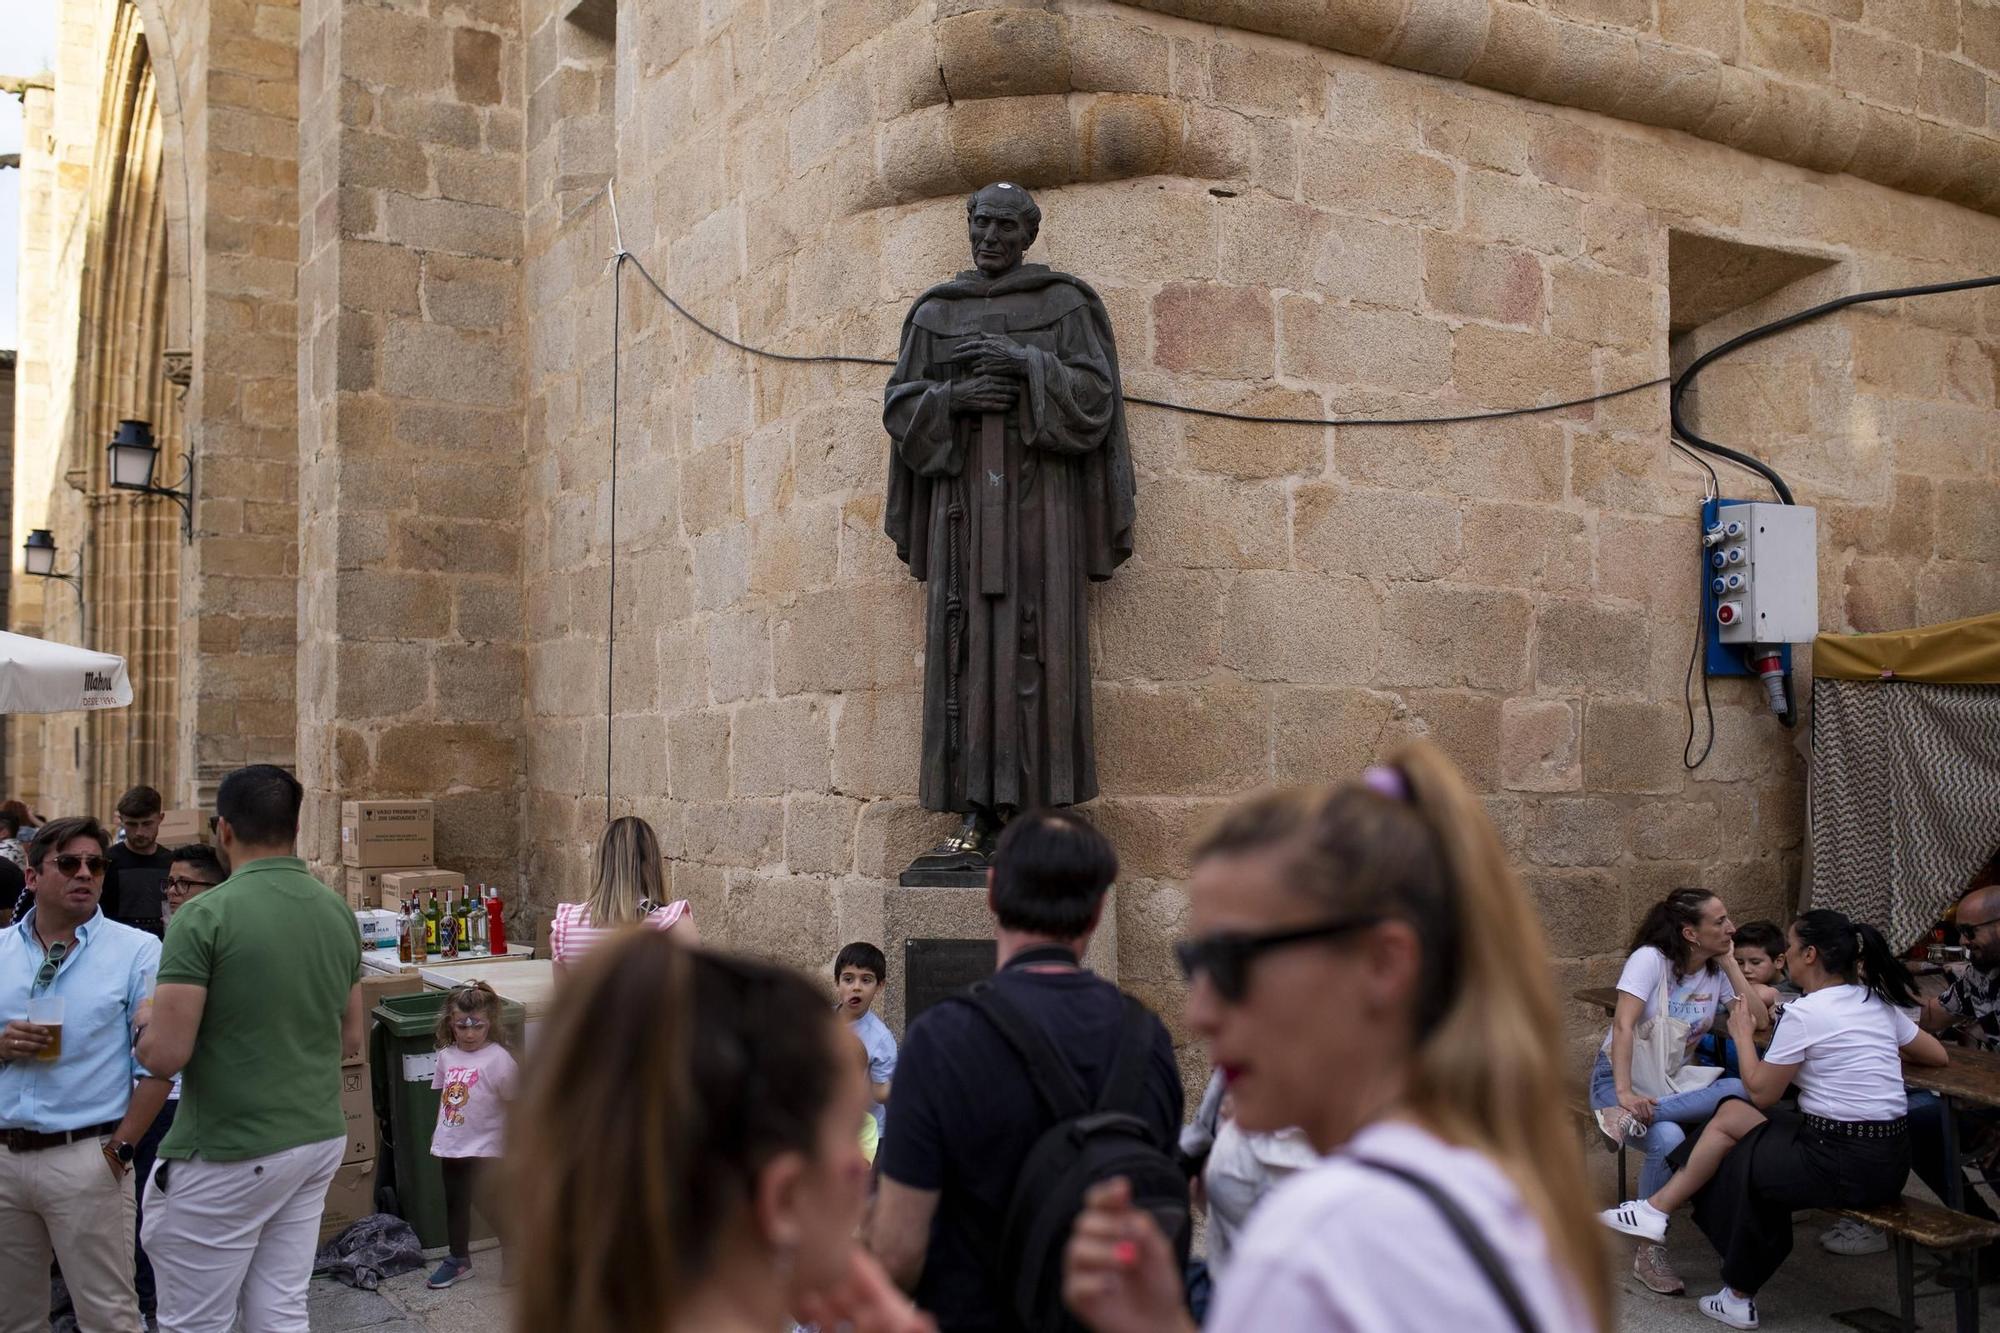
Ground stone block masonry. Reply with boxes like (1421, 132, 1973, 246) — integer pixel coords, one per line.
(518, 1, 2000, 1073)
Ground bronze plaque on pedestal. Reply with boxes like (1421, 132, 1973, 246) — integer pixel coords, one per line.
(903, 937, 997, 1025)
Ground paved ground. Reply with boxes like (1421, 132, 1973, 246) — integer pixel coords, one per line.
(307, 1242, 508, 1333)
(298, 1227, 1995, 1331)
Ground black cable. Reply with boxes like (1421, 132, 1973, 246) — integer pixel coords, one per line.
(623, 257, 894, 369)
(1672, 272, 2000, 505)
(620, 254, 1669, 428)
(606, 253, 624, 808)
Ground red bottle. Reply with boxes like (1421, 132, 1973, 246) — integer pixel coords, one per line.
(485, 885, 507, 956)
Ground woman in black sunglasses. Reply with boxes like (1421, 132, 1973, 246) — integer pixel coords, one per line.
(1066, 741, 1608, 1333)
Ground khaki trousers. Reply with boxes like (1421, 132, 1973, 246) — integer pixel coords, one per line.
(0, 1135, 142, 1333)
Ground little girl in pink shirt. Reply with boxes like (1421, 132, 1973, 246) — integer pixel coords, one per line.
(426, 982, 517, 1289)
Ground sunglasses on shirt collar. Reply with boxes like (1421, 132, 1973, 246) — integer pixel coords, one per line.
(1173, 914, 1385, 1003)
(33, 940, 68, 991)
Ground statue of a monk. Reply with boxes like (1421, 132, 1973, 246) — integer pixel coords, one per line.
(884, 183, 1136, 872)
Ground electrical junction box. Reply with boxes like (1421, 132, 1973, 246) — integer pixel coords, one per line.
(1709, 502, 1818, 647)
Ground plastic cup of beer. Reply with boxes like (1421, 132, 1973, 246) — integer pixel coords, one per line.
(26, 995, 62, 1062)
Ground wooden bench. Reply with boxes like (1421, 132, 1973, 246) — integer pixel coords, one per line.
(1828, 1196, 2000, 1333)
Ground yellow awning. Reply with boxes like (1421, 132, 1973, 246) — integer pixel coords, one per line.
(1813, 611, 2000, 684)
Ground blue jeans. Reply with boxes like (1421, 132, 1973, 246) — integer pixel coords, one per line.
(1591, 1051, 1746, 1199)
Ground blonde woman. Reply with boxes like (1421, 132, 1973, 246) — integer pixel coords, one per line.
(550, 816, 698, 979)
(1065, 742, 1611, 1332)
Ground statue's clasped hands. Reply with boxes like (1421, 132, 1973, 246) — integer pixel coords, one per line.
(947, 333, 1029, 414)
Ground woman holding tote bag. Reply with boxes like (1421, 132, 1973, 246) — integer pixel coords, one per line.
(1590, 888, 1768, 1294)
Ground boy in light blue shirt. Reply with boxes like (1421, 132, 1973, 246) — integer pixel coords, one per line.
(836, 942, 896, 1134)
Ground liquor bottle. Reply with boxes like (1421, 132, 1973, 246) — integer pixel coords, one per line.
(411, 898, 428, 964)
(456, 886, 474, 955)
(397, 900, 413, 965)
(425, 889, 441, 954)
(440, 889, 459, 959)
(469, 884, 487, 953)
(486, 886, 507, 956)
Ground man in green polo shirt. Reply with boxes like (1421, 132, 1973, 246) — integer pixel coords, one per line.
(135, 765, 362, 1333)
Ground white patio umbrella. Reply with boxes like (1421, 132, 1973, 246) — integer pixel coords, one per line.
(0, 631, 133, 713)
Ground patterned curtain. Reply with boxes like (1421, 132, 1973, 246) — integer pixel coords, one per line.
(1808, 677, 2000, 950)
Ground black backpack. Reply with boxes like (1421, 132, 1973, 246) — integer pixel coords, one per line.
(963, 980, 1192, 1332)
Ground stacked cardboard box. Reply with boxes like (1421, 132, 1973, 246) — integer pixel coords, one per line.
(318, 971, 424, 1242)
(339, 801, 435, 909)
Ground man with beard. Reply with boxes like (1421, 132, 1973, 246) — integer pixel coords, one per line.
(1823, 849, 2000, 1261)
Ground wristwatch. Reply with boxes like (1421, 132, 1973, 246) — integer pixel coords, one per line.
(104, 1139, 135, 1166)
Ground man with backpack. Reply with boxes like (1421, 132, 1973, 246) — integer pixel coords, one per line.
(870, 810, 1186, 1331)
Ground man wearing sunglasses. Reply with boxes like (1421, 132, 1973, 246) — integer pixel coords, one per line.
(0, 815, 168, 1332)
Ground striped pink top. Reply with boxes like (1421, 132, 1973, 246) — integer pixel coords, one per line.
(549, 899, 692, 966)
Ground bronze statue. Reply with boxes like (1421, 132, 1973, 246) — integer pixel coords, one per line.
(885, 183, 1136, 875)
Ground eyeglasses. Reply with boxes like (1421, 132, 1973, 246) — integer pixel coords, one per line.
(47, 854, 106, 877)
(34, 940, 68, 991)
(1958, 917, 2000, 942)
(164, 877, 220, 894)
(1174, 915, 1386, 1003)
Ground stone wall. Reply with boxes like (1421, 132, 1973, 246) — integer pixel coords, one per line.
(171, 0, 303, 803)
(295, 0, 526, 883)
(517, 0, 2000, 1070)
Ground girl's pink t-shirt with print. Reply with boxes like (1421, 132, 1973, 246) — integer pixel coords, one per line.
(431, 1041, 517, 1159)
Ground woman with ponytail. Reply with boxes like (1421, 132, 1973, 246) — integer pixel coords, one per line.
(510, 933, 932, 1333)
(1065, 741, 1609, 1332)
(1602, 909, 1948, 1329)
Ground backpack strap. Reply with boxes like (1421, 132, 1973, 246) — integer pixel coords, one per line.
(964, 980, 1091, 1122)
(1093, 995, 1154, 1118)
(1347, 1157, 1540, 1333)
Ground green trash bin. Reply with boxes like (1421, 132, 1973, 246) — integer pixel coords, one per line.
(370, 990, 524, 1251)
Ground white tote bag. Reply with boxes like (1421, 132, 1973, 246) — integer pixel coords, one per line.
(1628, 966, 1726, 1100)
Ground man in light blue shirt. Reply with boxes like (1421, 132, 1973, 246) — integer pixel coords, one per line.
(0, 816, 166, 1333)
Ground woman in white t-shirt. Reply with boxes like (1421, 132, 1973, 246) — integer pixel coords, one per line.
(1064, 741, 1610, 1333)
(1602, 908, 1948, 1329)
(1590, 888, 1767, 1294)
(550, 816, 697, 980)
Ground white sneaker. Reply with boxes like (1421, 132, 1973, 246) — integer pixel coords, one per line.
(1601, 1199, 1669, 1242)
(1699, 1289, 1758, 1328)
(1820, 1217, 1888, 1255)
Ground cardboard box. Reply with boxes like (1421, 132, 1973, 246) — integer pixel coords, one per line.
(339, 1061, 376, 1164)
(319, 1159, 375, 1242)
(379, 869, 462, 911)
(355, 908, 402, 951)
(156, 809, 208, 846)
(357, 969, 424, 1017)
(340, 800, 434, 868)
(344, 865, 429, 910)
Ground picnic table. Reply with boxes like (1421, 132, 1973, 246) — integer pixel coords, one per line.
(1904, 1045, 2000, 1332)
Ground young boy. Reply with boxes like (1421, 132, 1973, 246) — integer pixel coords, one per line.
(836, 942, 896, 1134)
(1733, 920, 1795, 1007)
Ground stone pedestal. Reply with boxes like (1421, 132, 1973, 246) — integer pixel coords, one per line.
(879, 875, 1117, 1036)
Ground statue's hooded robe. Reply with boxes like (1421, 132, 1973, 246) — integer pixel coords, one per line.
(884, 263, 1136, 813)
